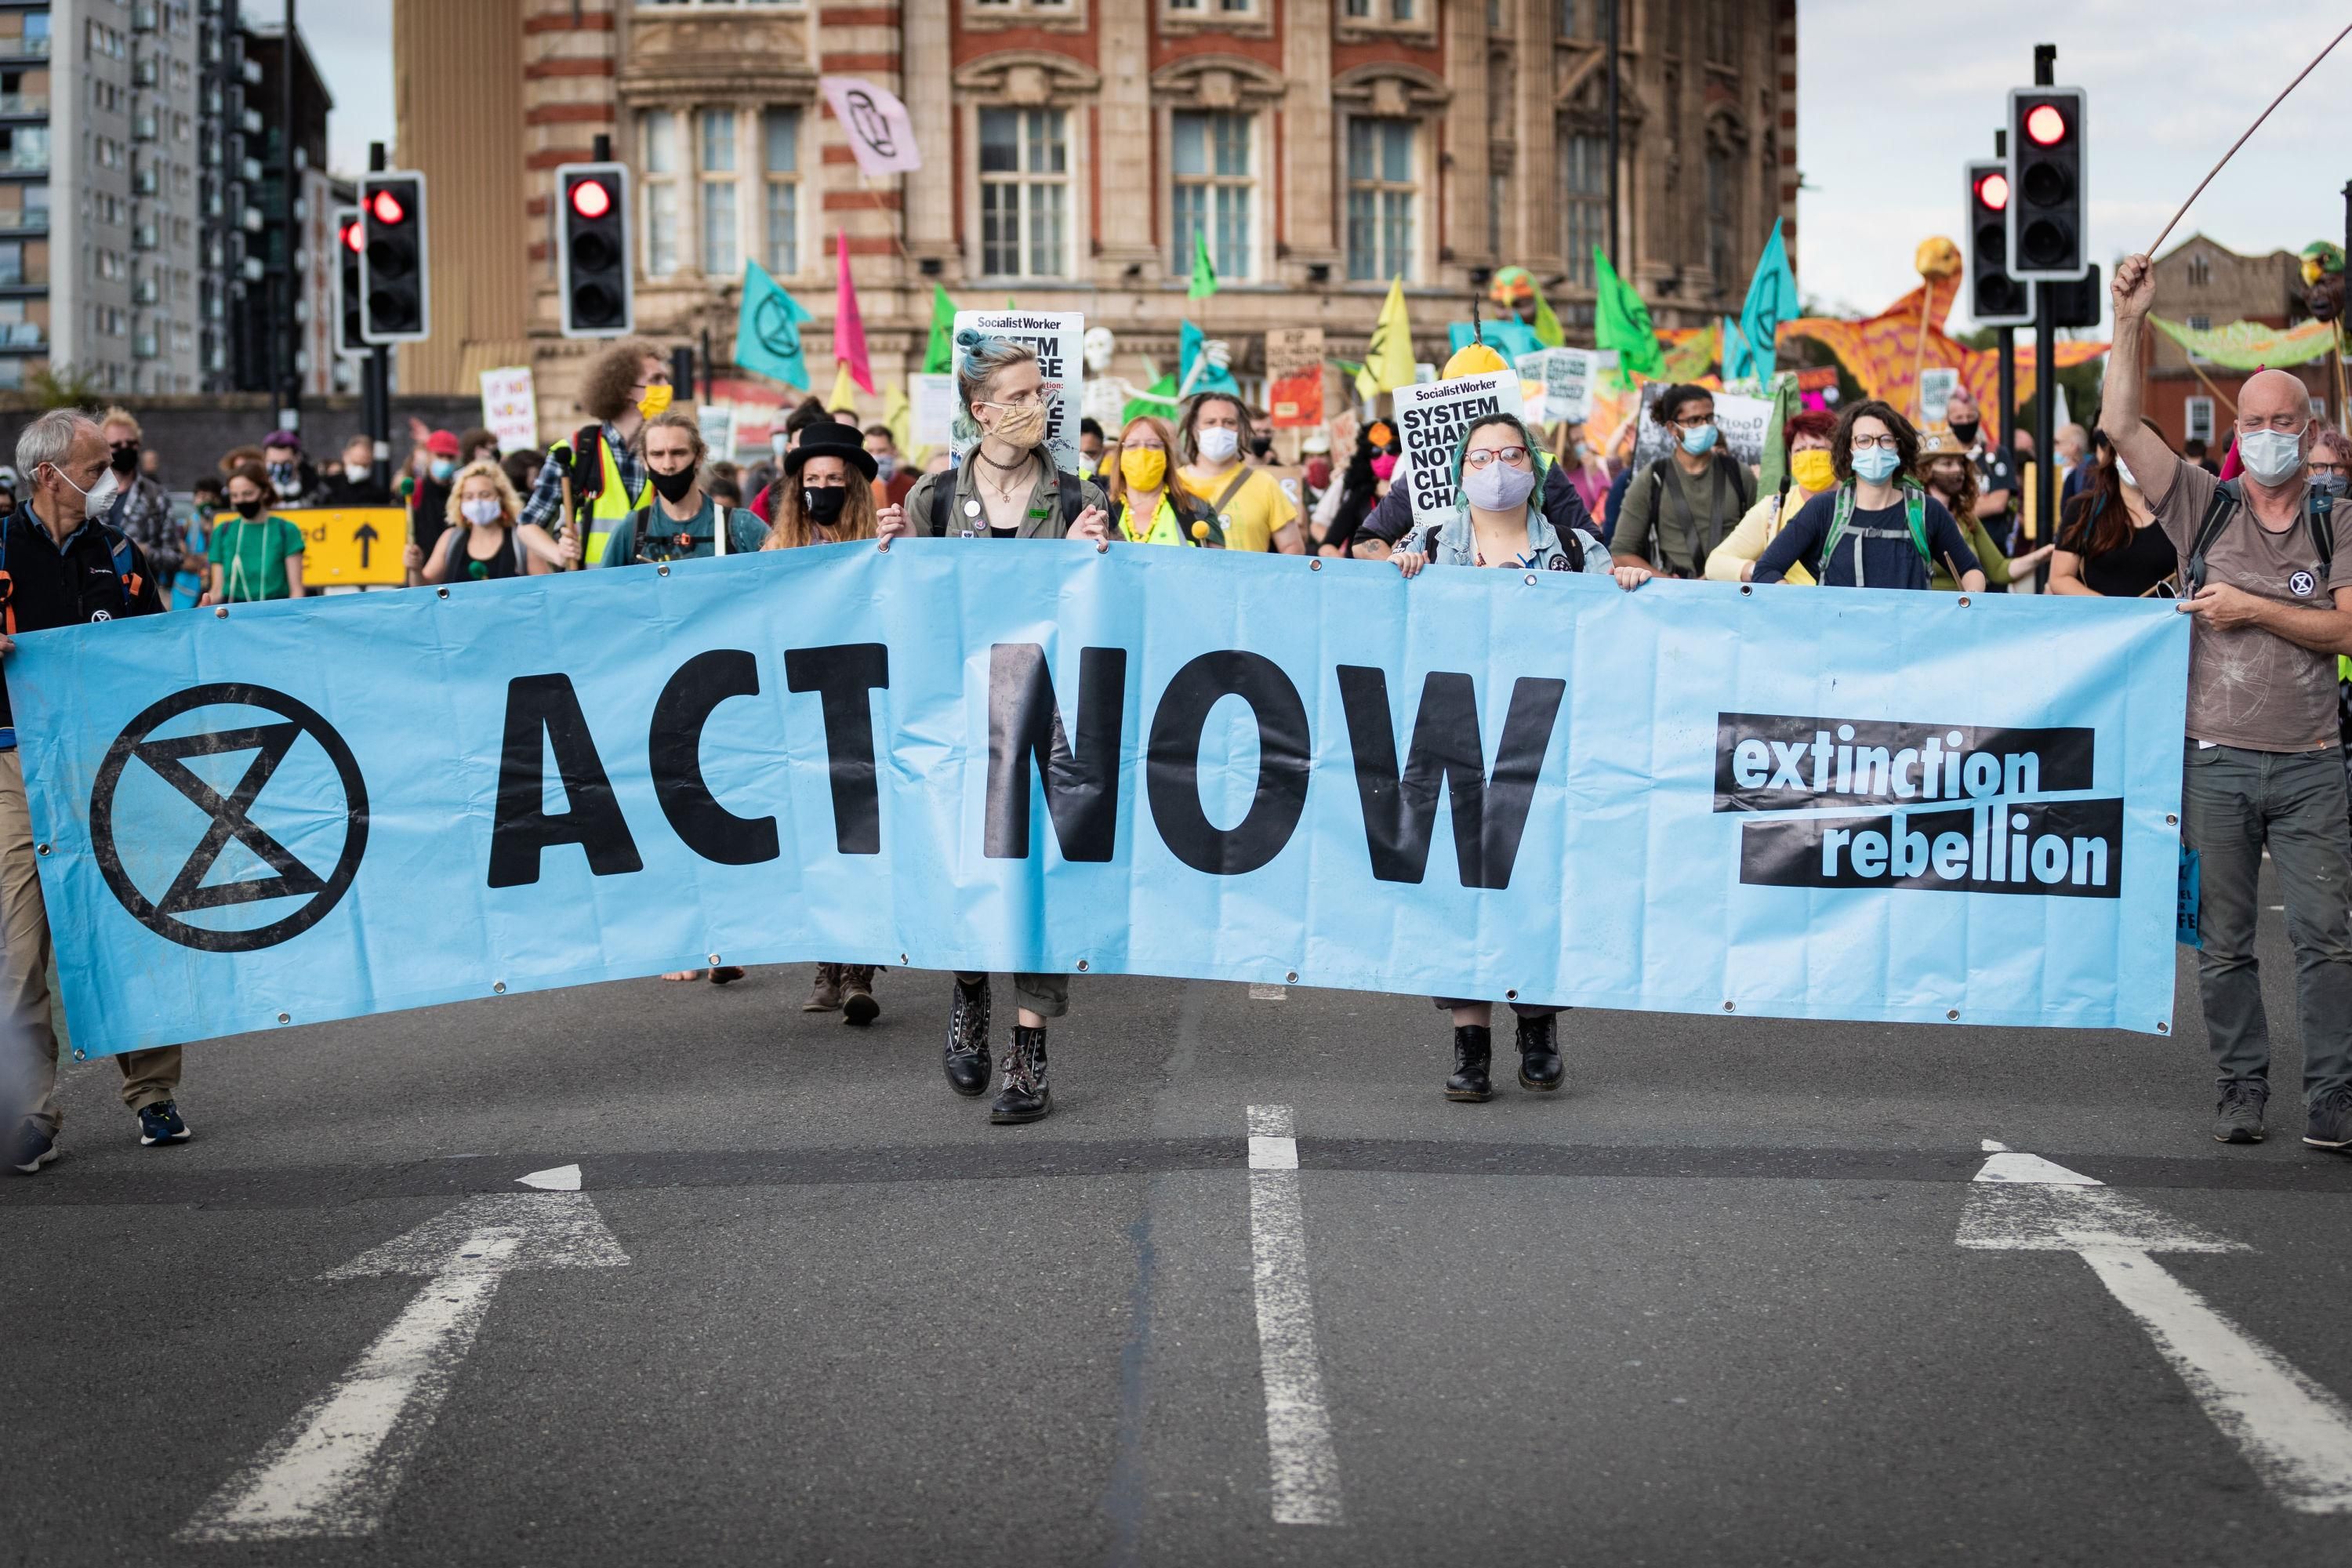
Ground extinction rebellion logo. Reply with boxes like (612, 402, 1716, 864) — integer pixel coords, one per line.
(1716, 712, 2122, 899)
(90, 683, 369, 951)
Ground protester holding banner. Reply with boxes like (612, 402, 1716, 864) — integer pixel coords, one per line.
(1704, 408, 1836, 585)
(590, 410, 769, 568)
(1610, 386, 1755, 578)
(2104, 252, 2352, 1152)
(1917, 428, 2016, 593)
(1, 410, 184, 1172)
(1387, 412, 1649, 1100)
(905, 328, 1108, 1123)
(1356, 419, 1596, 553)
(204, 463, 307, 604)
(405, 461, 566, 586)
(1105, 415, 1218, 547)
(749, 423, 888, 1025)
(518, 338, 670, 571)
(1751, 403, 1985, 593)
(2048, 419, 2181, 600)
(1173, 394, 1301, 554)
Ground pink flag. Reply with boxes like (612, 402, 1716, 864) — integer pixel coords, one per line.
(818, 78, 922, 178)
(834, 229, 873, 396)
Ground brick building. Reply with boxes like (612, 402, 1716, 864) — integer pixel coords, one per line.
(394, 0, 1798, 450)
(2139, 232, 2334, 453)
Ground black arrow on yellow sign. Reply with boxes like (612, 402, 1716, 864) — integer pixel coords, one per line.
(353, 521, 380, 570)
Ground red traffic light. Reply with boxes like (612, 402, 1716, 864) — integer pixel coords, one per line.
(2025, 104, 2068, 146)
(1974, 172, 2010, 211)
(569, 178, 613, 220)
(368, 189, 407, 226)
(341, 219, 364, 253)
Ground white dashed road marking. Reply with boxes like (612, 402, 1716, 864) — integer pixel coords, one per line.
(1244, 1105, 1343, 1525)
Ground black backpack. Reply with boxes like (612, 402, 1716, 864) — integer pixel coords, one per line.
(2182, 479, 2335, 597)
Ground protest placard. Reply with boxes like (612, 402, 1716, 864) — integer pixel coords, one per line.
(952, 311, 1085, 473)
(1265, 328, 1325, 429)
(1393, 370, 1527, 532)
(479, 367, 538, 454)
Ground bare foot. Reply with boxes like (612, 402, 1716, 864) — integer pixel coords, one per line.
(662, 970, 707, 982)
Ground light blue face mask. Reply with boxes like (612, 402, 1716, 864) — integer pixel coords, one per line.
(1680, 424, 1719, 456)
(1852, 446, 1902, 484)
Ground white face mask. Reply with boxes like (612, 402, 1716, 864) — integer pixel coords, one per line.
(461, 497, 503, 527)
(2238, 428, 2305, 487)
(1196, 426, 1240, 463)
(49, 463, 118, 517)
(345, 463, 371, 482)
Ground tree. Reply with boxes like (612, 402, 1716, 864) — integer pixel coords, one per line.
(25, 363, 105, 412)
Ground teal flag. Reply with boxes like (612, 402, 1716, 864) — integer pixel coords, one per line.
(733, 260, 812, 390)
(1446, 320, 1543, 361)
(1179, 319, 1240, 397)
(1733, 218, 1798, 383)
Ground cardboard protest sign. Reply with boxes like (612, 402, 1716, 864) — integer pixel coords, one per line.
(1266, 327, 1325, 429)
(1393, 370, 1527, 532)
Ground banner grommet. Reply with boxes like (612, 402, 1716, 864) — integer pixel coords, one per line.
(2157, 1021, 2170, 1033)
(1946, 1009, 1961, 1021)
(436, 587, 449, 599)
(1286, 971, 1299, 983)
(1722, 1000, 1737, 1012)
(1957, 596, 1973, 608)
(1076, 958, 1090, 971)
(276, 1011, 291, 1025)
(492, 981, 507, 994)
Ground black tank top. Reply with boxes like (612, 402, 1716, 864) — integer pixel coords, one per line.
(449, 528, 523, 583)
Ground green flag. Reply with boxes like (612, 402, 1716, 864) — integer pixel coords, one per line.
(1530, 289, 1564, 349)
(732, 260, 812, 390)
(1593, 247, 1662, 383)
(1123, 372, 1180, 427)
(922, 285, 957, 375)
(1188, 231, 1219, 300)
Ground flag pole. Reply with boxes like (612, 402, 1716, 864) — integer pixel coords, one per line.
(2147, 20, 2352, 257)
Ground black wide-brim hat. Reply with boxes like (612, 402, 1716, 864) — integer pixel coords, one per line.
(783, 423, 879, 481)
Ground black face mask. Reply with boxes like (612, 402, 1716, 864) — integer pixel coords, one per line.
(648, 466, 699, 503)
(803, 485, 847, 526)
(1949, 419, 1980, 447)
(233, 498, 265, 519)
(109, 444, 139, 475)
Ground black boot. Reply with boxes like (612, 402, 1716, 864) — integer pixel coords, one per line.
(944, 977, 992, 1096)
(1445, 1025, 1493, 1102)
(1515, 1012, 1564, 1092)
(989, 1025, 1051, 1124)
(838, 966, 880, 1027)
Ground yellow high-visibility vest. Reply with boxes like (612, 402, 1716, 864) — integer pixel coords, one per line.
(548, 429, 644, 568)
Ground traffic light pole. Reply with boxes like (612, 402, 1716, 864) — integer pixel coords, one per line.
(2030, 42, 2058, 567)
(1998, 327, 2016, 452)
(279, 0, 302, 435)
(367, 142, 390, 465)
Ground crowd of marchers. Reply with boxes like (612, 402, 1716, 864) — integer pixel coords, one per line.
(3, 250, 2350, 1165)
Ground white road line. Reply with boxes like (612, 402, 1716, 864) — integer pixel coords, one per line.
(1958, 1139, 2352, 1515)
(2078, 1247, 2352, 1515)
(1243, 1105, 1343, 1526)
(1248, 984, 1288, 1001)
(517, 1163, 582, 1191)
(180, 1232, 521, 1541)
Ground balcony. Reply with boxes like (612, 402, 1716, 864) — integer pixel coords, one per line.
(0, 92, 45, 117)
(0, 36, 51, 63)
(0, 209, 48, 235)
(0, 145, 47, 176)
(0, 321, 45, 350)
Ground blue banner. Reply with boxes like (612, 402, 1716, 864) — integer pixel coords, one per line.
(9, 544, 2189, 1057)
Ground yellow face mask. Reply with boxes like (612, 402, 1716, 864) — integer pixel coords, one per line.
(1790, 448, 1835, 494)
(637, 382, 674, 420)
(1119, 448, 1168, 492)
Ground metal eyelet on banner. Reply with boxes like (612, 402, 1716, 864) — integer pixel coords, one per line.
(1722, 1000, 1737, 1012)
(214, 606, 228, 619)
(1946, 1008, 1962, 1021)
(898, 953, 909, 964)
(1739, 584, 1753, 596)
(1957, 596, 1973, 608)
(658, 564, 671, 577)
(276, 1011, 292, 1025)
(1309, 559, 1323, 571)
(1504, 988, 1519, 1000)
(2157, 1021, 2171, 1033)
(492, 981, 507, 995)
(707, 953, 720, 965)
(436, 587, 450, 599)
(71, 1048, 84, 1061)
(2165, 813, 2179, 826)
(34, 842, 48, 856)
(1285, 970, 1299, 983)
(1076, 959, 1091, 972)
(1523, 573, 1537, 586)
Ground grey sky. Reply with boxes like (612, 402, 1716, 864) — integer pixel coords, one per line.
(1797, 2, 2352, 332)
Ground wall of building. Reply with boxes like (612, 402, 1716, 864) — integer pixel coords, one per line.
(401, 0, 1797, 445)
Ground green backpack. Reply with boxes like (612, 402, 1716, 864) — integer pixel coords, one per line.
(1818, 478, 1930, 580)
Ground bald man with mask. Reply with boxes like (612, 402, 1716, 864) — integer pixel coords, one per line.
(2106, 252, 2352, 1154)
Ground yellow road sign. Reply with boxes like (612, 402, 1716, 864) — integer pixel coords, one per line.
(273, 507, 412, 586)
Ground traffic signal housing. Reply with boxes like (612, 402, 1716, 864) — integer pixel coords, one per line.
(1965, 159, 2034, 328)
(2006, 88, 2088, 281)
(556, 162, 633, 339)
(358, 172, 430, 343)
(334, 206, 368, 358)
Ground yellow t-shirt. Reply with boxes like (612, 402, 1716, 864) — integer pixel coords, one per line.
(1177, 464, 1291, 552)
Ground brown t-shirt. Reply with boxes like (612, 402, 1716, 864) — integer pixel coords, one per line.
(2152, 458, 2352, 751)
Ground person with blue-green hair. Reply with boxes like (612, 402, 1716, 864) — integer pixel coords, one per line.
(1388, 409, 1651, 1103)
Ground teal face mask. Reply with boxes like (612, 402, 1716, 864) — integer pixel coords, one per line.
(1680, 424, 1719, 456)
(1852, 446, 1901, 483)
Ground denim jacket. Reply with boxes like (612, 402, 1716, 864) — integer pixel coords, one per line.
(1420, 503, 1603, 575)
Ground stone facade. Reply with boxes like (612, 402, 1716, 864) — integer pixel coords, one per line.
(404, 0, 1798, 444)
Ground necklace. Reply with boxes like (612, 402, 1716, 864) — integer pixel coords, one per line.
(976, 455, 1032, 503)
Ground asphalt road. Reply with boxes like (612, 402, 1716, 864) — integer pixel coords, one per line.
(7, 903, 2351, 1566)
